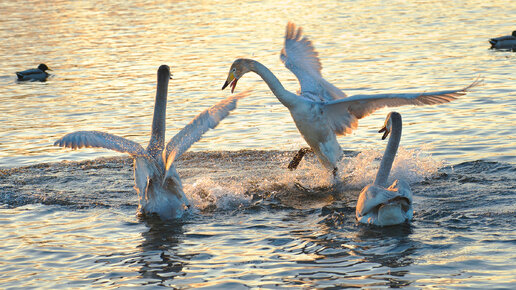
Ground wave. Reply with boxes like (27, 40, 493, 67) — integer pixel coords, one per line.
(1, 150, 514, 216)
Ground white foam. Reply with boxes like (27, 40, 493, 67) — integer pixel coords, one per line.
(182, 147, 442, 212)
(185, 177, 252, 212)
(340, 145, 443, 188)
(249, 146, 442, 192)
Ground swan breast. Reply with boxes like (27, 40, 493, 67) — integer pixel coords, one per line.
(356, 180, 413, 226)
(133, 157, 189, 220)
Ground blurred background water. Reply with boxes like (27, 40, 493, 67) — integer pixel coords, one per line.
(0, 0, 514, 167)
(0, 0, 515, 289)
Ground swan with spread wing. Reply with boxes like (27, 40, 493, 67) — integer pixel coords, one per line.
(55, 65, 247, 220)
(222, 22, 479, 177)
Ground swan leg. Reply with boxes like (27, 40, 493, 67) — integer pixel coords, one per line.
(332, 167, 338, 179)
(288, 147, 313, 170)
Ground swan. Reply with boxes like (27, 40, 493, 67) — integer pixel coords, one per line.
(222, 22, 480, 176)
(356, 112, 413, 226)
(489, 30, 516, 50)
(54, 65, 247, 220)
(16, 63, 52, 81)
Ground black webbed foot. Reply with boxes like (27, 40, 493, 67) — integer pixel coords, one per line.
(287, 147, 313, 170)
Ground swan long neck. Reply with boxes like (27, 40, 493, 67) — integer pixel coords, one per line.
(247, 60, 297, 107)
(147, 66, 170, 158)
(374, 113, 402, 188)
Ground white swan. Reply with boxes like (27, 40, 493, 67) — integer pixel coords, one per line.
(356, 112, 413, 226)
(55, 65, 247, 220)
(16, 63, 52, 81)
(489, 30, 516, 50)
(222, 22, 480, 176)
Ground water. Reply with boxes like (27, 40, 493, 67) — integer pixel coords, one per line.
(1, 0, 515, 288)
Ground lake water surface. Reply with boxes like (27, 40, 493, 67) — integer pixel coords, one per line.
(1, 0, 515, 288)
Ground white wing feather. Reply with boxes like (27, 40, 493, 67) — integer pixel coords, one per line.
(322, 79, 481, 135)
(54, 131, 146, 157)
(356, 184, 400, 218)
(280, 22, 347, 101)
(163, 91, 248, 168)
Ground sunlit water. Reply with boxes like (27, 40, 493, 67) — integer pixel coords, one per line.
(1, 0, 515, 288)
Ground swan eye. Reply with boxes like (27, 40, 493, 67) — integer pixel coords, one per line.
(232, 68, 236, 73)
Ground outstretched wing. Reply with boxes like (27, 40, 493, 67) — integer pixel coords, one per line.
(54, 131, 146, 157)
(280, 22, 346, 101)
(322, 79, 481, 135)
(163, 91, 248, 169)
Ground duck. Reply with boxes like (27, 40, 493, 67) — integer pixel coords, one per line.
(16, 63, 52, 81)
(356, 112, 413, 226)
(222, 22, 480, 177)
(55, 65, 247, 220)
(489, 31, 516, 50)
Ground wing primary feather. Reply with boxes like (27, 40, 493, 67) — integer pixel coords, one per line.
(322, 78, 481, 135)
(163, 91, 249, 169)
(54, 131, 146, 157)
(281, 22, 346, 101)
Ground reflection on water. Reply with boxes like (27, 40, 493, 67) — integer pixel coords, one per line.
(136, 218, 187, 286)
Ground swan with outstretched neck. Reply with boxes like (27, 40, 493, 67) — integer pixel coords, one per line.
(356, 112, 413, 226)
(222, 22, 480, 176)
(55, 65, 247, 220)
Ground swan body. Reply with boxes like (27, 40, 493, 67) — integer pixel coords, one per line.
(222, 22, 480, 174)
(55, 65, 246, 220)
(356, 112, 413, 226)
(16, 63, 52, 81)
(489, 31, 516, 50)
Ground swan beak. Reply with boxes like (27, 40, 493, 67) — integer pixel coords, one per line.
(379, 126, 390, 140)
(222, 72, 238, 93)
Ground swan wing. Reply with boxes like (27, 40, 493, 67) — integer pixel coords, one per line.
(322, 79, 481, 135)
(54, 131, 146, 157)
(134, 157, 161, 200)
(357, 185, 400, 217)
(280, 22, 347, 101)
(388, 179, 413, 202)
(163, 91, 248, 169)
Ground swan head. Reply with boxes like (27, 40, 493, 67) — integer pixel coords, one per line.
(157, 64, 172, 80)
(378, 111, 401, 140)
(222, 59, 253, 93)
(37, 63, 52, 72)
(356, 180, 413, 226)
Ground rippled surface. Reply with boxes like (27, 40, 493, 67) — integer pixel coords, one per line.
(1, 151, 515, 288)
(1, 0, 515, 288)
(0, 0, 515, 168)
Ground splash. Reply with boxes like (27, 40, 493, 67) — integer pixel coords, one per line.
(185, 177, 252, 212)
(181, 147, 443, 212)
(340, 145, 443, 188)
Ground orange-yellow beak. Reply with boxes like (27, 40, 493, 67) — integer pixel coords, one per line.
(222, 72, 238, 93)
